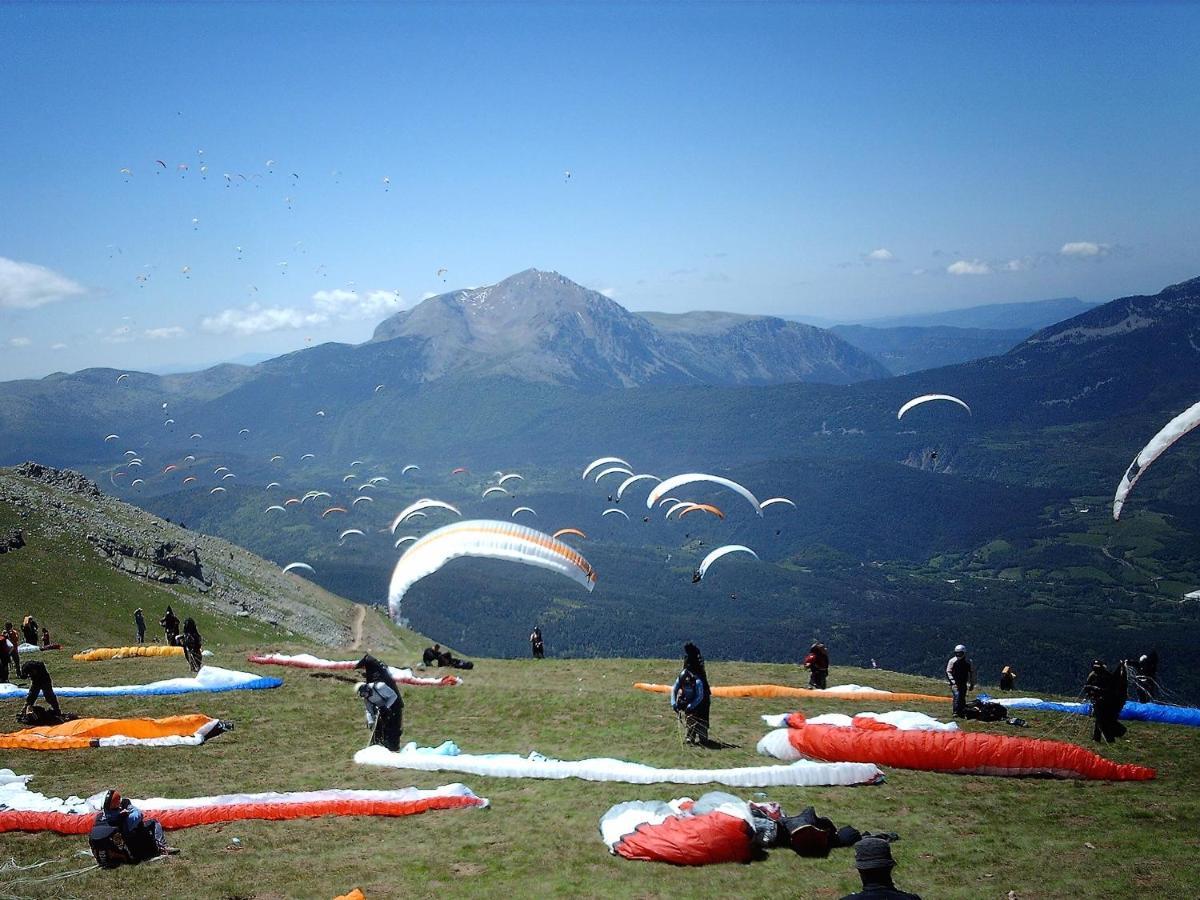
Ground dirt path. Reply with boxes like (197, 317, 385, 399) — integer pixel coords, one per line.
(351, 603, 366, 650)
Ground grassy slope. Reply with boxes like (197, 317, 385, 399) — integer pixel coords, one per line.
(1, 483, 1198, 898)
(1, 650, 1197, 899)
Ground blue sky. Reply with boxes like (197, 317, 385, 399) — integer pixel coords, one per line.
(2, 1, 1198, 378)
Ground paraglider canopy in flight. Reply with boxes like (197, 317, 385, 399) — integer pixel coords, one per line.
(581, 457, 631, 480)
(896, 394, 971, 420)
(387, 520, 596, 621)
(1113, 398, 1200, 520)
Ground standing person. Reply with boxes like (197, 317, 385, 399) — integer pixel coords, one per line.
(179, 618, 203, 674)
(1131, 651, 1159, 703)
(530, 625, 545, 660)
(134, 608, 146, 644)
(839, 837, 922, 900)
(4, 623, 20, 676)
(21, 615, 38, 646)
(946, 644, 975, 718)
(0, 631, 11, 684)
(20, 660, 61, 718)
(354, 654, 403, 751)
(159, 607, 180, 646)
(672, 642, 714, 747)
(1084, 660, 1128, 743)
(803, 642, 830, 689)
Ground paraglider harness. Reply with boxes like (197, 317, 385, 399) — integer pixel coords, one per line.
(963, 699, 1007, 722)
(89, 792, 164, 868)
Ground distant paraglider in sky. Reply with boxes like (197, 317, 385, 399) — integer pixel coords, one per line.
(693, 545, 758, 583)
(897, 394, 971, 421)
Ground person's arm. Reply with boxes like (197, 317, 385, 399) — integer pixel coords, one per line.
(124, 806, 144, 831)
(946, 658, 955, 683)
(687, 679, 706, 711)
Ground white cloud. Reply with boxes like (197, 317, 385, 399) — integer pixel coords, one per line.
(50, 342, 67, 351)
(947, 259, 992, 276)
(312, 288, 403, 320)
(1002, 258, 1031, 272)
(144, 326, 186, 340)
(1060, 241, 1109, 258)
(865, 248, 895, 262)
(8, 336, 32, 347)
(599, 287, 617, 298)
(201, 304, 327, 336)
(910, 268, 928, 276)
(101, 325, 135, 344)
(203, 287, 404, 337)
(0, 257, 86, 309)
(421, 292, 438, 301)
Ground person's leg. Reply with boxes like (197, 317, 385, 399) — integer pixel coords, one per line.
(44, 686, 60, 714)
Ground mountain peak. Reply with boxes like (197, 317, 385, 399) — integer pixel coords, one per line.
(369, 269, 887, 387)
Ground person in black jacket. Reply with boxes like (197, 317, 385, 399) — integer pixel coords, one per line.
(422, 643, 442, 666)
(803, 642, 830, 689)
(355, 654, 403, 750)
(134, 608, 146, 644)
(1084, 660, 1128, 743)
(840, 838, 921, 900)
(1131, 651, 1159, 703)
(672, 642, 714, 747)
(160, 607, 180, 646)
(0, 633, 11, 684)
(945, 644, 975, 718)
(179, 618, 203, 673)
(20, 660, 60, 716)
(530, 626, 545, 660)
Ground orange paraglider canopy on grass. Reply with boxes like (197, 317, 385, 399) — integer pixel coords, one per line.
(633, 682, 946, 703)
(0, 714, 223, 751)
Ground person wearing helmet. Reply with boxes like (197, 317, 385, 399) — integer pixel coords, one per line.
(1130, 650, 1159, 703)
(946, 644, 975, 718)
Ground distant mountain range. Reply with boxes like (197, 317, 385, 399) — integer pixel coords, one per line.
(829, 325, 1030, 375)
(789, 295, 1099, 332)
(3, 272, 1199, 697)
(787, 296, 1102, 375)
(371, 268, 888, 386)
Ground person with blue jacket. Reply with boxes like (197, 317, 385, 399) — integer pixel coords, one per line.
(672, 642, 713, 747)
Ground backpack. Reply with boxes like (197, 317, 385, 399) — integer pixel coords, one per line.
(89, 822, 132, 869)
(965, 700, 1007, 722)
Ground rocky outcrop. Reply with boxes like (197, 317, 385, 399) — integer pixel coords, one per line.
(88, 534, 211, 587)
(0, 529, 24, 553)
(14, 462, 101, 498)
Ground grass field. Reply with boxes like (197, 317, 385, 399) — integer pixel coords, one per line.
(2, 645, 1198, 899)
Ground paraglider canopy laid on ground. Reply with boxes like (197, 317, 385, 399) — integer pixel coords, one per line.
(757, 710, 1156, 781)
(0, 770, 487, 835)
(0, 715, 225, 751)
(0, 666, 280, 700)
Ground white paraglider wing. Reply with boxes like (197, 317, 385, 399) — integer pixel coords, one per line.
(581, 456, 631, 480)
(647, 474, 763, 516)
(616, 474, 660, 499)
(388, 520, 596, 620)
(759, 497, 796, 510)
(695, 545, 758, 581)
(896, 394, 971, 420)
(594, 466, 634, 483)
(1113, 399, 1200, 520)
(282, 562, 315, 575)
(389, 499, 462, 534)
(602, 508, 630, 520)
